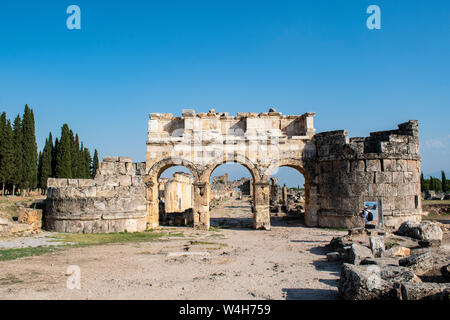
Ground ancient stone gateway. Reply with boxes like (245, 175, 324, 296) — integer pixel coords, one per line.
(44, 108, 422, 233)
(145, 109, 422, 231)
(145, 109, 318, 230)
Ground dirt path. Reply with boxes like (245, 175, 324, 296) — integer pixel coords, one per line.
(0, 199, 345, 300)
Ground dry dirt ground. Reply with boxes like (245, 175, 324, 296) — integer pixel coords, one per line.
(0, 198, 346, 300)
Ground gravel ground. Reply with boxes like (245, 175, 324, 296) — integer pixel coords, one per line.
(0, 198, 346, 300)
(0, 232, 68, 249)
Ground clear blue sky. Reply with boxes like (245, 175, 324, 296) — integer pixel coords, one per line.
(1, 1, 449, 186)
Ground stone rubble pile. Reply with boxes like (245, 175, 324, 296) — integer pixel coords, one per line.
(326, 221, 450, 300)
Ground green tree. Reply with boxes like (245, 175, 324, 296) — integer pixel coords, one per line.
(55, 124, 72, 178)
(0, 113, 6, 195)
(92, 149, 99, 178)
(83, 147, 92, 179)
(38, 137, 53, 193)
(21, 105, 38, 191)
(52, 136, 58, 176)
(12, 115, 23, 195)
(442, 171, 447, 194)
(0, 116, 14, 195)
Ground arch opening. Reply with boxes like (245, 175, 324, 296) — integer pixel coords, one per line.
(147, 159, 197, 228)
(267, 164, 311, 226)
(208, 162, 255, 229)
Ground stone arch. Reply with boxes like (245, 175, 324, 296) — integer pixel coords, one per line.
(145, 157, 198, 229)
(147, 157, 199, 181)
(262, 158, 316, 226)
(200, 153, 261, 183)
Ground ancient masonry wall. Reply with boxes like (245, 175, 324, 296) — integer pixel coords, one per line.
(163, 172, 193, 213)
(314, 120, 421, 229)
(45, 157, 147, 233)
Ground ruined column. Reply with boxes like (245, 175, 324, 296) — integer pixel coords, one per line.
(193, 181, 210, 230)
(282, 185, 288, 207)
(145, 177, 160, 229)
(253, 182, 271, 230)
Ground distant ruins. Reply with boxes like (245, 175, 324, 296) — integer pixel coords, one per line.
(45, 109, 422, 233)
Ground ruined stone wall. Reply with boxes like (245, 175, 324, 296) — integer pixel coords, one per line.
(163, 172, 193, 213)
(45, 157, 146, 233)
(314, 121, 421, 229)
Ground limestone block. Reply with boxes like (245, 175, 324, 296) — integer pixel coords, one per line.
(67, 179, 79, 187)
(407, 160, 419, 172)
(92, 220, 109, 233)
(351, 160, 365, 172)
(97, 186, 116, 197)
(119, 175, 132, 187)
(135, 162, 146, 175)
(108, 219, 126, 232)
(66, 220, 84, 233)
(396, 159, 408, 172)
(131, 175, 144, 186)
(99, 161, 116, 175)
(103, 156, 119, 162)
(382, 159, 395, 172)
(93, 199, 107, 211)
(119, 157, 132, 163)
(78, 179, 96, 187)
(103, 176, 120, 187)
(375, 172, 392, 184)
(124, 219, 141, 232)
(366, 160, 381, 172)
(53, 219, 66, 232)
(49, 178, 68, 187)
(346, 243, 373, 265)
(392, 172, 404, 184)
(355, 171, 374, 184)
(401, 283, 450, 300)
(81, 186, 97, 198)
(114, 186, 131, 198)
(369, 236, 385, 258)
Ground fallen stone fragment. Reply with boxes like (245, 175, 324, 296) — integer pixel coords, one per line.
(397, 221, 443, 241)
(329, 237, 345, 251)
(338, 263, 419, 300)
(386, 246, 410, 257)
(418, 239, 441, 248)
(369, 236, 385, 258)
(399, 251, 433, 276)
(400, 282, 450, 300)
(440, 264, 450, 281)
(346, 243, 373, 265)
(327, 252, 341, 262)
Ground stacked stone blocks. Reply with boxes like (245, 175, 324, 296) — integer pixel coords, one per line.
(45, 157, 147, 233)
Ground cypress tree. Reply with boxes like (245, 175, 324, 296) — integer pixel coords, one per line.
(1, 118, 14, 195)
(92, 149, 99, 178)
(37, 150, 43, 189)
(442, 171, 447, 194)
(38, 138, 53, 193)
(420, 172, 425, 191)
(0, 113, 6, 195)
(83, 147, 92, 179)
(69, 129, 78, 178)
(52, 137, 58, 176)
(22, 105, 38, 191)
(12, 115, 23, 195)
(55, 124, 72, 178)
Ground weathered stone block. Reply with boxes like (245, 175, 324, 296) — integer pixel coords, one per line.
(78, 179, 96, 187)
(366, 160, 381, 172)
(119, 175, 132, 187)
